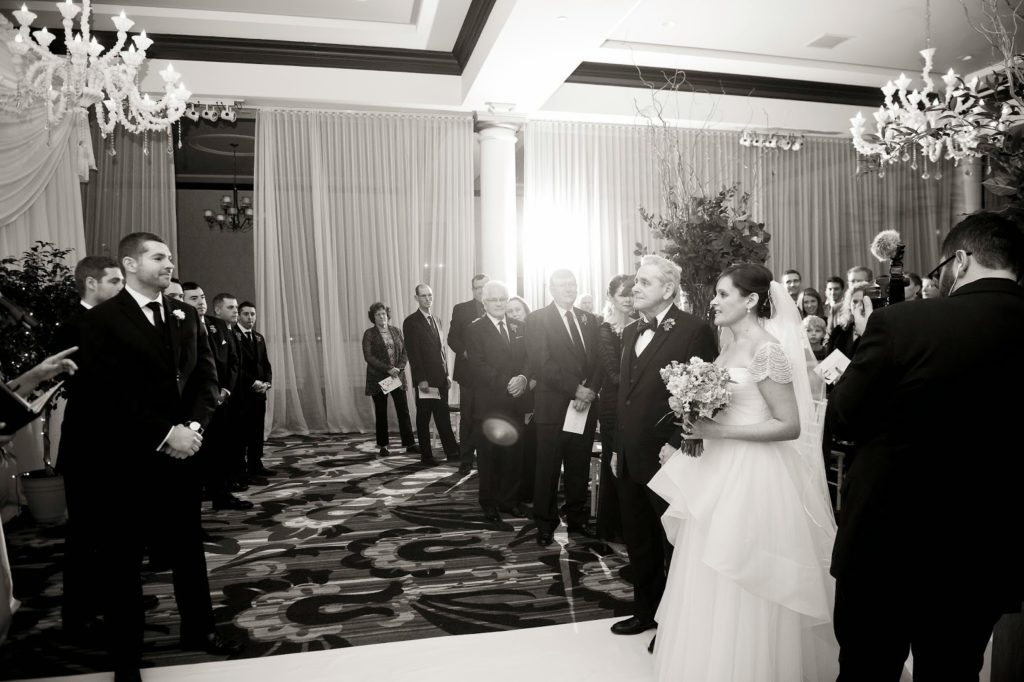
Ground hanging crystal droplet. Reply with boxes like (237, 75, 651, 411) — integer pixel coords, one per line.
(935, 170, 943, 180)
(902, 153, 911, 162)
(922, 171, 930, 179)
(879, 170, 886, 178)
(910, 162, 918, 170)
(964, 168, 972, 176)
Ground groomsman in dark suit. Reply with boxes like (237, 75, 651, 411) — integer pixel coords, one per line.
(827, 212, 1024, 680)
(54, 256, 123, 639)
(75, 233, 239, 681)
(234, 301, 273, 478)
(403, 284, 458, 465)
(526, 269, 603, 547)
(464, 280, 529, 521)
(448, 273, 489, 475)
(610, 255, 717, 637)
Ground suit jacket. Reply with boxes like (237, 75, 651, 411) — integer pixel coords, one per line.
(53, 303, 88, 475)
(204, 315, 239, 395)
(233, 326, 273, 402)
(75, 288, 219, 459)
(615, 305, 718, 484)
(826, 278, 1024, 609)
(525, 302, 603, 425)
(596, 320, 625, 421)
(465, 315, 527, 419)
(362, 324, 408, 396)
(447, 298, 484, 385)
(402, 310, 449, 388)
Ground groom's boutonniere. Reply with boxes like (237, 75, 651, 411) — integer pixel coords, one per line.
(171, 309, 185, 321)
(578, 313, 588, 327)
(661, 318, 676, 332)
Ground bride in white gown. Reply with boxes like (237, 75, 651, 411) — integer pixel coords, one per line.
(648, 264, 839, 682)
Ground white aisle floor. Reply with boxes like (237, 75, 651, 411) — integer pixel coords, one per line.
(16, 618, 657, 682)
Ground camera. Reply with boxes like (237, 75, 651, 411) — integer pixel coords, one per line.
(870, 243, 907, 309)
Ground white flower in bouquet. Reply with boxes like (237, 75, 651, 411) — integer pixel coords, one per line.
(659, 358, 733, 456)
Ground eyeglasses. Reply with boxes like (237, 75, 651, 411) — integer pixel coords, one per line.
(484, 297, 508, 304)
(926, 250, 971, 280)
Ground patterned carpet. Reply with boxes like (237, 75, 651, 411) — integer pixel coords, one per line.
(0, 433, 633, 679)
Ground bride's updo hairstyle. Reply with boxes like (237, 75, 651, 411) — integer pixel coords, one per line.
(719, 263, 774, 318)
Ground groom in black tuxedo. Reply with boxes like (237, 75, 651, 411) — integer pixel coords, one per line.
(827, 212, 1024, 680)
(76, 233, 240, 681)
(611, 255, 717, 636)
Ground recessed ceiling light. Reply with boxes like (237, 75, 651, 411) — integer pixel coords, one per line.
(662, 20, 676, 28)
(556, 15, 568, 21)
(806, 34, 852, 49)
(960, 54, 973, 61)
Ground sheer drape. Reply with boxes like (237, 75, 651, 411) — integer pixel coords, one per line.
(523, 120, 953, 307)
(256, 110, 474, 435)
(83, 124, 178, 257)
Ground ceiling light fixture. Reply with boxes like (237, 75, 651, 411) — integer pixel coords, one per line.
(203, 142, 253, 232)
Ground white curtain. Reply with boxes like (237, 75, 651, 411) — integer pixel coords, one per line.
(256, 109, 474, 435)
(83, 124, 178, 257)
(523, 120, 954, 308)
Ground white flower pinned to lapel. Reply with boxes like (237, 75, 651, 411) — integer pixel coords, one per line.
(208, 324, 217, 335)
(578, 313, 588, 327)
(171, 309, 185, 321)
(661, 318, 676, 332)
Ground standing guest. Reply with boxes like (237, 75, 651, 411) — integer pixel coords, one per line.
(526, 269, 602, 546)
(828, 281, 874, 361)
(233, 302, 273, 478)
(465, 280, 529, 522)
(921, 276, 941, 299)
(164, 278, 184, 302)
(506, 295, 536, 506)
(802, 314, 829, 361)
(782, 269, 802, 301)
(75, 233, 239, 681)
(904, 272, 923, 300)
(363, 302, 416, 457)
(796, 287, 825, 318)
(610, 255, 717, 638)
(595, 273, 635, 543)
(402, 284, 458, 466)
(54, 256, 123, 641)
(847, 265, 874, 289)
(577, 293, 595, 314)
(827, 212, 1024, 680)
(447, 274, 488, 475)
(211, 293, 252, 494)
(182, 281, 207, 316)
(823, 276, 845, 331)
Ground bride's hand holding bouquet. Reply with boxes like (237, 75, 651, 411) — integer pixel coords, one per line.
(659, 357, 732, 458)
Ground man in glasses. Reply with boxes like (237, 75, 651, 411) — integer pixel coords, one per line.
(826, 211, 1024, 680)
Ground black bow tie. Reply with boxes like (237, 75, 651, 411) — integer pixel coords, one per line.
(637, 318, 657, 335)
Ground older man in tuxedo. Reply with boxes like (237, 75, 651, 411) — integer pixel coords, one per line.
(75, 233, 239, 681)
(827, 212, 1024, 680)
(448, 274, 489, 475)
(465, 280, 529, 521)
(610, 255, 717, 637)
(526, 269, 602, 547)
(233, 301, 273, 478)
(404, 284, 458, 466)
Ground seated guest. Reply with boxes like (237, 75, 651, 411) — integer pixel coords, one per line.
(828, 281, 874, 360)
(465, 281, 529, 522)
(796, 287, 825, 319)
(506, 295, 536, 506)
(595, 273, 635, 543)
(921, 276, 941, 299)
(362, 302, 416, 457)
(904, 272, 922, 300)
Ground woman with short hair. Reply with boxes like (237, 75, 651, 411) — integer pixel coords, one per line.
(362, 302, 417, 457)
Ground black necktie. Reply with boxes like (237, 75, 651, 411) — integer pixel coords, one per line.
(243, 331, 254, 350)
(146, 301, 171, 351)
(636, 317, 656, 335)
(427, 315, 439, 341)
(566, 311, 584, 352)
(498, 320, 510, 346)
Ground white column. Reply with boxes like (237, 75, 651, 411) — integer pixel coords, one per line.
(476, 119, 519, 288)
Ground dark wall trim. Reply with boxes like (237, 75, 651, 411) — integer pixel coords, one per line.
(567, 62, 881, 108)
(453, 0, 496, 69)
(177, 182, 255, 191)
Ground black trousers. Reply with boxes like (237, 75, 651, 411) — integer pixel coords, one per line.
(371, 388, 415, 447)
(475, 418, 523, 512)
(199, 404, 235, 499)
(456, 383, 476, 466)
(532, 422, 593, 533)
(615, 469, 670, 622)
(518, 419, 537, 503)
(61, 462, 102, 625)
(104, 459, 213, 667)
(414, 386, 458, 458)
(596, 413, 623, 542)
(834, 576, 1005, 681)
(238, 396, 268, 469)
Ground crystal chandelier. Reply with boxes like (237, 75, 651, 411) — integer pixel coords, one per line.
(3, 0, 190, 147)
(204, 143, 253, 232)
(848, 0, 1022, 177)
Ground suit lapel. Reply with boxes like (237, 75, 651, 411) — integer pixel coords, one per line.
(164, 299, 182, 376)
(626, 305, 679, 398)
(551, 304, 586, 362)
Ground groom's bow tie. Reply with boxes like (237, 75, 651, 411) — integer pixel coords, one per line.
(637, 318, 657, 335)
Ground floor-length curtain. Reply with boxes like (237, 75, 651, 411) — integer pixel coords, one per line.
(523, 120, 954, 308)
(256, 110, 474, 435)
(83, 123, 177, 257)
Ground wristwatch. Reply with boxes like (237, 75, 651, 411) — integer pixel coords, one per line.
(188, 421, 202, 434)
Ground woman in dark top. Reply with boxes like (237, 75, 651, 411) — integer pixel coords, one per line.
(507, 296, 536, 505)
(595, 274, 636, 543)
(796, 287, 825, 319)
(362, 302, 416, 457)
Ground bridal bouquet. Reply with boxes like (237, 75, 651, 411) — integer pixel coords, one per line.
(660, 357, 732, 457)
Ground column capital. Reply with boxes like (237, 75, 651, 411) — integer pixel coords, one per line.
(474, 111, 526, 135)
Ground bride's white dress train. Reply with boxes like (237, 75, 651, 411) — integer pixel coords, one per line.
(648, 349, 839, 682)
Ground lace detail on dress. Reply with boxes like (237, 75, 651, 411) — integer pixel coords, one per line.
(747, 342, 793, 384)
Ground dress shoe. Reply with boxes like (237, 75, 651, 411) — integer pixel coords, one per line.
(501, 504, 528, 518)
(567, 522, 597, 538)
(419, 456, 438, 466)
(457, 464, 472, 476)
(179, 631, 243, 656)
(62, 615, 105, 645)
(536, 531, 554, 547)
(142, 594, 159, 611)
(610, 616, 657, 636)
(483, 508, 501, 523)
(405, 444, 420, 454)
(648, 635, 657, 653)
(248, 465, 275, 477)
(114, 667, 142, 682)
(212, 495, 254, 511)
(378, 446, 390, 457)
(228, 481, 249, 492)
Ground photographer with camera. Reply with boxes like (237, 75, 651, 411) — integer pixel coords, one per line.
(825, 211, 1024, 680)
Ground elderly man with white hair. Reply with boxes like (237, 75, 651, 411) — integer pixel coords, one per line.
(525, 269, 603, 547)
